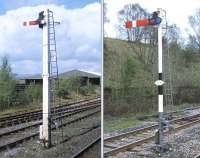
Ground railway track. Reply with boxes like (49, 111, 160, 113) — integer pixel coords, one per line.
(0, 103, 100, 138)
(0, 100, 101, 151)
(0, 98, 100, 128)
(104, 113, 200, 157)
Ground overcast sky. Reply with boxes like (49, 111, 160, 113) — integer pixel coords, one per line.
(104, 0, 200, 38)
(0, 0, 101, 75)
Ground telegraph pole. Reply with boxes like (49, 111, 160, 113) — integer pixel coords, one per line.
(23, 9, 52, 148)
(125, 9, 165, 151)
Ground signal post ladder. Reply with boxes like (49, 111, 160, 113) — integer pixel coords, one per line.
(23, 9, 59, 148)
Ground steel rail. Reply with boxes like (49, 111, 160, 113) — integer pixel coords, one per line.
(0, 103, 100, 138)
(104, 115, 200, 157)
(0, 108, 100, 151)
(0, 99, 100, 127)
(104, 112, 200, 143)
(0, 97, 100, 122)
(0, 102, 100, 128)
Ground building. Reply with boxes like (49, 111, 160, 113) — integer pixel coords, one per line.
(59, 70, 100, 86)
(17, 69, 100, 89)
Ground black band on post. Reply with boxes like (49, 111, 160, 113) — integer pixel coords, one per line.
(158, 85, 163, 95)
(159, 73, 162, 80)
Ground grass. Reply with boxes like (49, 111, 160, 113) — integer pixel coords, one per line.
(0, 103, 41, 117)
(104, 103, 200, 134)
(103, 110, 159, 133)
(104, 115, 142, 133)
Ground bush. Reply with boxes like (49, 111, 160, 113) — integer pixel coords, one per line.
(25, 84, 42, 104)
(56, 86, 70, 99)
(104, 88, 157, 116)
(80, 85, 100, 96)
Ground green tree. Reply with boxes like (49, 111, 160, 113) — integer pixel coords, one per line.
(121, 56, 136, 91)
(0, 56, 16, 109)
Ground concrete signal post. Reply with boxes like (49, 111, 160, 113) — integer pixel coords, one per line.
(125, 9, 165, 151)
(23, 9, 52, 148)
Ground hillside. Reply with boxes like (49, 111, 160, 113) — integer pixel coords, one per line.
(104, 37, 200, 116)
(104, 38, 155, 89)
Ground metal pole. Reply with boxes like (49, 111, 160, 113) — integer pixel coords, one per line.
(42, 9, 51, 148)
(158, 23, 164, 149)
(124, 9, 165, 151)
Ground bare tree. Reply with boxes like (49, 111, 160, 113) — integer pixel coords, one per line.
(103, 3, 109, 23)
(117, 4, 157, 69)
(188, 9, 200, 52)
(164, 24, 181, 43)
(103, 3, 110, 36)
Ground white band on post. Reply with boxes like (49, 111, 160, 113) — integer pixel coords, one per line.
(158, 95, 163, 112)
(158, 25, 162, 73)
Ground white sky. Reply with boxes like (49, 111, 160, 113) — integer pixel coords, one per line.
(104, 0, 200, 38)
(0, 3, 101, 75)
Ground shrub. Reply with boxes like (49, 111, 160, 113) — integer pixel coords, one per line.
(25, 84, 42, 104)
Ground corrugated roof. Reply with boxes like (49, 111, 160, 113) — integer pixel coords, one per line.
(19, 69, 100, 80)
(59, 69, 100, 79)
(20, 74, 42, 80)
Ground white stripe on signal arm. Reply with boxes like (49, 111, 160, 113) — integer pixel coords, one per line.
(23, 20, 40, 26)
